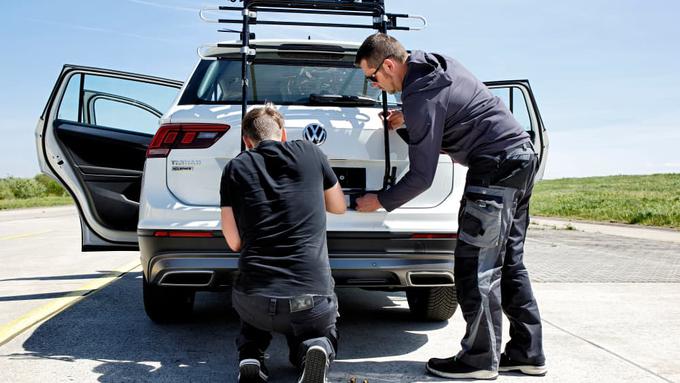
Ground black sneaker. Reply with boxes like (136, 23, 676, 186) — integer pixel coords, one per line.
(426, 356, 498, 380)
(238, 358, 269, 383)
(297, 345, 329, 383)
(499, 353, 547, 376)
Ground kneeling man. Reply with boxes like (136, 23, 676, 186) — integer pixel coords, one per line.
(220, 104, 346, 383)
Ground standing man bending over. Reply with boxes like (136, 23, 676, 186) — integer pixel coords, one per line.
(354, 33, 546, 380)
(220, 104, 346, 383)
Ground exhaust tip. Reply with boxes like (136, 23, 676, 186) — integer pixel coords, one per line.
(408, 271, 454, 287)
(159, 271, 214, 287)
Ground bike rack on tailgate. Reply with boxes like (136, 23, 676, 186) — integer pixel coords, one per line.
(199, 0, 426, 190)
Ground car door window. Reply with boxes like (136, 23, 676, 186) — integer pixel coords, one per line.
(490, 87, 532, 132)
(57, 73, 178, 135)
(488, 82, 546, 179)
(91, 98, 160, 135)
(58, 75, 81, 121)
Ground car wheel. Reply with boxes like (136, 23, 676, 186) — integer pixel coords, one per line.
(406, 286, 458, 321)
(143, 276, 195, 323)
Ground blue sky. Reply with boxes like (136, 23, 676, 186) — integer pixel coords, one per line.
(0, 0, 679, 179)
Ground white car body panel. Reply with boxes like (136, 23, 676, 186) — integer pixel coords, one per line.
(162, 104, 454, 211)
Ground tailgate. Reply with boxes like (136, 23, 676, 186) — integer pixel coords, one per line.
(164, 105, 453, 208)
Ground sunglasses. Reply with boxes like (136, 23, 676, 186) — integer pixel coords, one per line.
(366, 56, 392, 83)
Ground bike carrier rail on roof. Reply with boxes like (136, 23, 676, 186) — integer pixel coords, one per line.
(200, 0, 427, 189)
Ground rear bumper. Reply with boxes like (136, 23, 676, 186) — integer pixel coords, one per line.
(138, 231, 456, 289)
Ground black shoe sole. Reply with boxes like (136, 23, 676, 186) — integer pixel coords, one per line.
(298, 346, 328, 383)
(239, 359, 267, 382)
(426, 363, 498, 380)
(499, 365, 548, 376)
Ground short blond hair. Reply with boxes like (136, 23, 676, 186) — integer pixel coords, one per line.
(241, 103, 285, 143)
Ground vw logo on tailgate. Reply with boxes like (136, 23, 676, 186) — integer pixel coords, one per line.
(303, 123, 327, 145)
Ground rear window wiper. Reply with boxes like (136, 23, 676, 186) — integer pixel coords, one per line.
(308, 94, 380, 106)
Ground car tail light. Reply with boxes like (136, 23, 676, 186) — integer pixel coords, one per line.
(153, 230, 214, 238)
(146, 123, 230, 158)
(411, 233, 458, 239)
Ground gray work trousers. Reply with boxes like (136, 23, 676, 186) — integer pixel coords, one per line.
(454, 143, 545, 371)
(232, 289, 339, 369)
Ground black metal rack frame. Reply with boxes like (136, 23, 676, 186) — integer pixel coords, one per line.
(200, 0, 426, 189)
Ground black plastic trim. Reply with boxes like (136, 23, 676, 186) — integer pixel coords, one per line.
(83, 244, 139, 252)
(138, 233, 454, 288)
(138, 231, 456, 253)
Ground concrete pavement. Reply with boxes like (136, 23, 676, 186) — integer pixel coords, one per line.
(532, 216, 680, 243)
(0, 206, 678, 382)
(0, 206, 140, 346)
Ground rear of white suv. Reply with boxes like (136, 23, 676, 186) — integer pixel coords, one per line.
(37, 40, 548, 323)
(139, 40, 463, 322)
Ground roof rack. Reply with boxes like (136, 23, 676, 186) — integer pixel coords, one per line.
(200, 0, 427, 189)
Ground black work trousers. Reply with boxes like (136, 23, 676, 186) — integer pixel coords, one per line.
(454, 143, 545, 371)
(232, 289, 339, 369)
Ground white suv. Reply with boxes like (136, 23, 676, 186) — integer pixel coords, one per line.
(36, 39, 548, 323)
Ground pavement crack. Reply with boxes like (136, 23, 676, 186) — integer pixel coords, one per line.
(543, 318, 676, 383)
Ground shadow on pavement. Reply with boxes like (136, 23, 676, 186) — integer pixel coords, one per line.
(0, 271, 119, 282)
(332, 360, 461, 383)
(5, 272, 449, 382)
(0, 291, 96, 302)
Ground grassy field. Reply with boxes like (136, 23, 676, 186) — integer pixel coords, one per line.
(0, 175, 73, 210)
(532, 173, 680, 229)
(2, 173, 679, 230)
(0, 196, 73, 210)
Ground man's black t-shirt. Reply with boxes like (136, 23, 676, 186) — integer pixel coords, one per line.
(220, 140, 338, 297)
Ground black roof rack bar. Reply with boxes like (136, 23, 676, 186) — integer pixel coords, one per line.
(200, 4, 425, 32)
(217, 5, 379, 17)
(245, 0, 385, 12)
(373, 5, 394, 190)
(246, 7, 377, 16)
(201, 0, 427, 188)
(240, 3, 252, 152)
(213, 5, 379, 14)
(212, 19, 409, 30)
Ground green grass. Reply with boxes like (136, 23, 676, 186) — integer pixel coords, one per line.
(0, 175, 73, 210)
(532, 173, 680, 229)
(2, 174, 679, 230)
(0, 196, 74, 210)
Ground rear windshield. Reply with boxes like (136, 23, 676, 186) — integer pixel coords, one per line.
(179, 59, 397, 106)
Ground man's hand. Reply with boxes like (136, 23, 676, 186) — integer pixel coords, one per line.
(355, 193, 382, 212)
(379, 109, 405, 130)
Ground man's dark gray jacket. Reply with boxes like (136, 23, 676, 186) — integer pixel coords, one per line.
(377, 50, 530, 212)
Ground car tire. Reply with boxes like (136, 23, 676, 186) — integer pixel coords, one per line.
(406, 286, 458, 321)
(143, 276, 195, 324)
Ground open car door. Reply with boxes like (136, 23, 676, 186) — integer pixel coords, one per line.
(36, 65, 183, 250)
(486, 80, 549, 180)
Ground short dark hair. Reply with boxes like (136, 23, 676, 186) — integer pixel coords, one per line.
(354, 33, 408, 68)
(241, 103, 285, 143)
